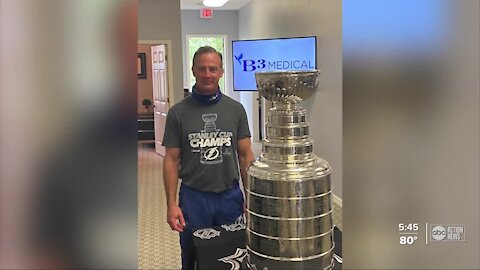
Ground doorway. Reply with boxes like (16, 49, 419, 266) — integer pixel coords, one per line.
(138, 40, 174, 156)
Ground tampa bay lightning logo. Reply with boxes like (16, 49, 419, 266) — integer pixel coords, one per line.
(234, 53, 243, 65)
(204, 147, 220, 161)
(218, 248, 248, 270)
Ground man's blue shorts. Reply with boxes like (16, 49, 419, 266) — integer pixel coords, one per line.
(178, 181, 244, 270)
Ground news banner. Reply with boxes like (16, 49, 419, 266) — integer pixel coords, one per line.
(398, 223, 466, 246)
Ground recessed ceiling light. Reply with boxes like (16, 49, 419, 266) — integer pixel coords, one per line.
(203, 0, 229, 8)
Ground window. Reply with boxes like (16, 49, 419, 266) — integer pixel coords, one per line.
(187, 35, 227, 95)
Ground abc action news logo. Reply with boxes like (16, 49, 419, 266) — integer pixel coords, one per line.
(430, 224, 465, 241)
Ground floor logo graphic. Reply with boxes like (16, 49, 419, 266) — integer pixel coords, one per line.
(218, 248, 247, 270)
(221, 214, 246, 232)
(430, 224, 465, 241)
(193, 228, 221, 240)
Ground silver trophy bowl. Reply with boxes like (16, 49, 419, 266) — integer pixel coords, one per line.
(255, 70, 320, 103)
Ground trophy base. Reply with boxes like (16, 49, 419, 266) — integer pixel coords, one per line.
(244, 251, 335, 270)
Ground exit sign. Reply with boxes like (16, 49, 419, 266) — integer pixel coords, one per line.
(200, 8, 213, 18)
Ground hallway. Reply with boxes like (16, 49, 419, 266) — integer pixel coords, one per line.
(138, 142, 181, 269)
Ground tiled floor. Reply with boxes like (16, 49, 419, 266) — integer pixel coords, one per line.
(138, 141, 342, 269)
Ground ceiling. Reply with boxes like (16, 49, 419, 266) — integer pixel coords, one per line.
(180, 0, 251, 10)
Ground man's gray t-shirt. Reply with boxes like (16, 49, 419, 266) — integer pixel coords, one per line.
(162, 95, 251, 193)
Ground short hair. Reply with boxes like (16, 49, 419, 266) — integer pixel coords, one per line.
(192, 46, 223, 68)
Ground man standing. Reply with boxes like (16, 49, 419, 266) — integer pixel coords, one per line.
(162, 46, 254, 270)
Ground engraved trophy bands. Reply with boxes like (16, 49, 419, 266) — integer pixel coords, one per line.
(246, 70, 334, 270)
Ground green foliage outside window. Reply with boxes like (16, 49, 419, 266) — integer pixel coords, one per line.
(188, 36, 226, 94)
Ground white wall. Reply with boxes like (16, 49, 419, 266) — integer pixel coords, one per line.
(138, 0, 183, 105)
(238, 0, 343, 197)
(181, 10, 240, 102)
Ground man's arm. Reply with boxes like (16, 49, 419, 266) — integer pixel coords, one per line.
(237, 137, 255, 194)
(163, 147, 186, 232)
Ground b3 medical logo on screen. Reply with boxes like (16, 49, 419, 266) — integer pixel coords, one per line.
(430, 224, 465, 242)
(234, 53, 314, 72)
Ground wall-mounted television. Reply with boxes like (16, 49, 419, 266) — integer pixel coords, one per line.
(232, 36, 317, 91)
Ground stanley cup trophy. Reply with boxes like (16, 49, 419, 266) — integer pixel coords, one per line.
(245, 70, 334, 270)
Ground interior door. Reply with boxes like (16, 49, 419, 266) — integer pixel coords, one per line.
(151, 44, 169, 156)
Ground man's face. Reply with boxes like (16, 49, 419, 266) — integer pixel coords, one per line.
(192, 52, 224, 94)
